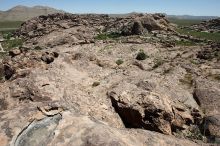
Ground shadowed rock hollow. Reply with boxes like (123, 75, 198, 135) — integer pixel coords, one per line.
(0, 13, 220, 146)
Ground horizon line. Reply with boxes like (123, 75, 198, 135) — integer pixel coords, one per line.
(0, 5, 219, 17)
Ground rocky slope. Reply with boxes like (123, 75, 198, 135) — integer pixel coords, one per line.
(0, 13, 220, 146)
(15, 13, 175, 46)
(190, 18, 220, 33)
(0, 6, 64, 21)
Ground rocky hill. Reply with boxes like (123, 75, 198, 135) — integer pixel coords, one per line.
(0, 5, 64, 21)
(190, 18, 220, 33)
(0, 13, 220, 146)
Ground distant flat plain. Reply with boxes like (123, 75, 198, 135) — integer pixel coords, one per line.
(0, 21, 23, 32)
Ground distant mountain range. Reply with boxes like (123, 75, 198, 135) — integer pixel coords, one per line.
(0, 6, 219, 22)
(109, 13, 219, 20)
(0, 5, 64, 21)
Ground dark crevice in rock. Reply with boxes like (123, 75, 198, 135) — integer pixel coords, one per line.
(42, 83, 50, 87)
(143, 109, 167, 133)
(109, 93, 171, 134)
(118, 107, 143, 129)
(4, 64, 15, 80)
(201, 116, 220, 141)
(109, 94, 143, 129)
(203, 119, 220, 144)
(109, 90, 206, 138)
(192, 89, 201, 106)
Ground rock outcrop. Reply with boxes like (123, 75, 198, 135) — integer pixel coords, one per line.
(0, 107, 199, 146)
(0, 13, 219, 145)
(108, 81, 195, 135)
(194, 79, 220, 141)
(190, 18, 220, 33)
(15, 13, 174, 47)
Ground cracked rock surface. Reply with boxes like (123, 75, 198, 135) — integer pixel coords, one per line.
(0, 13, 220, 146)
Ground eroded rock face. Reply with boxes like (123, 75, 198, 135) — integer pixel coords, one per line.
(0, 106, 199, 146)
(193, 79, 220, 140)
(49, 112, 199, 146)
(108, 82, 196, 135)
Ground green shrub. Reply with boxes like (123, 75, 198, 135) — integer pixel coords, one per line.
(0, 21, 23, 29)
(95, 32, 121, 40)
(2, 38, 23, 51)
(116, 59, 124, 65)
(190, 59, 200, 65)
(184, 126, 204, 141)
(177, 28, 220, 43)
(168, 18, 202, 26)
(2, 32, 13, 40)
(136, 51, 148, 60)
(175, 40, 196, 46)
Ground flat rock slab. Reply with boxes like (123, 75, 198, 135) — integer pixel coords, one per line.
(14, 114, 62, 146)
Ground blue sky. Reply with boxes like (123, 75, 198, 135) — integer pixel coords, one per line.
(0, 0, 219, 16)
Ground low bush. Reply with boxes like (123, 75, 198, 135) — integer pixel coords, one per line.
(116, 59, 124, 65)
(95, 32, 121, 40)
(136, 50, 148, 60)
(2, 38, 23, 51)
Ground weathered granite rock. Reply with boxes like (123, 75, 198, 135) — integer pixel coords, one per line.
(193, 79, 220, 140)
(0, 107, 200, 146)
(15, 13, 174, 47)
(14, 114, 62, 146)
(108, 81, 195, 135)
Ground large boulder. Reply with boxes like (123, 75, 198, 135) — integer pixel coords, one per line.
(193, 79, 220, 140)
(121, 13, 173, 36)
(121, 20, 145, 35)
(108, 81, 195, 135)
